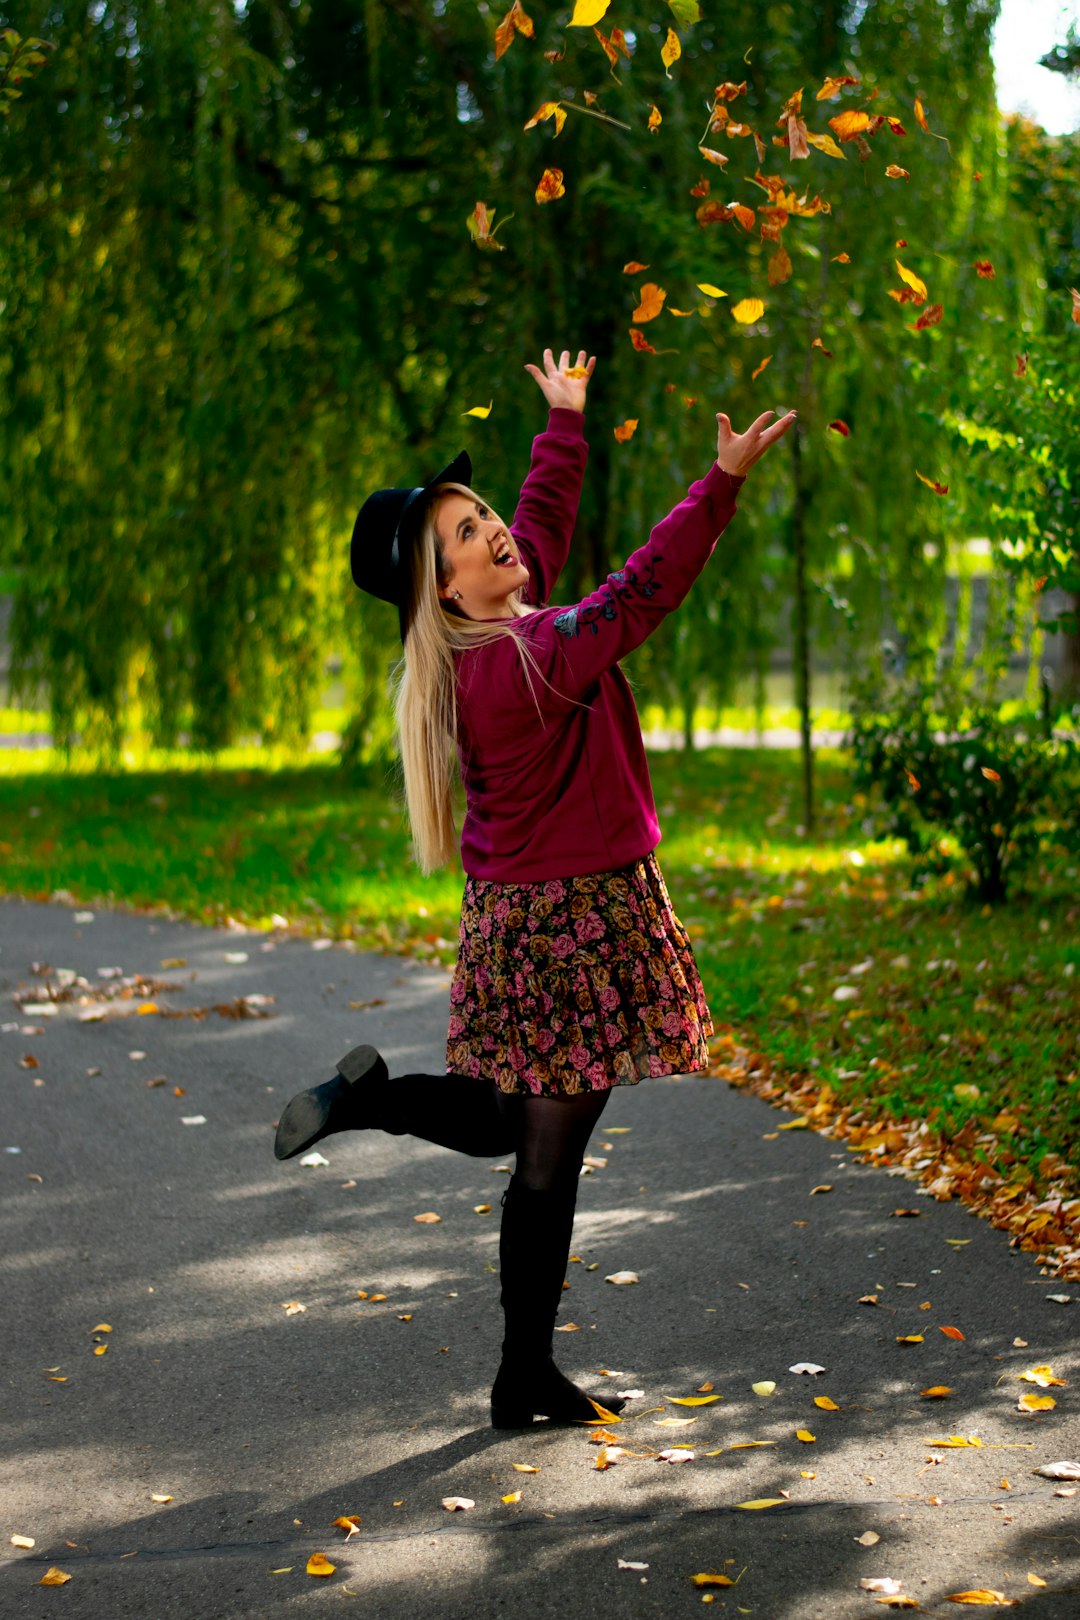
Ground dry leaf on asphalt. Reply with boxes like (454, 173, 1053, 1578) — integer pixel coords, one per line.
(735, 1497, 787, 1509)
(943, 1592, 1017, 1606)
(855, 1530, 881, 1545)
(150, 1493, 173, 1503)
(691, 1573, 736, 1587)
(414, 1212, 441, 1224)
(789, 1362, 826, 1374)
(656, 1448, 695, 1463)
(10, 1535, 35, 1548)
(511, 1463, 539, 1472)
(501, 1490, 522, 1504)
(669, 1395, 721, 1406)
(604, 1271, 638, 1285)
(441, 1497, 475, 1511)
(861, 1578, 904, 1594)
(332, 1516, 362, 1539)
(1035, 1460, 1080, 1478)
(1019, 1366, 1066, 1387)
(617, 1559, 649, 1570)
(814, 1396, 840, 1410)
(752, 1381, 776, 1396)
(306, 1552, 335, 1576)
(40, 1569, 72, 1585)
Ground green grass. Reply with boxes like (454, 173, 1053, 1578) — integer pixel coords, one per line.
(0, 744, 1076, 1187)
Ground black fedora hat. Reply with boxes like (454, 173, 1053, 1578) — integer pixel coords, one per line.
(350, 450, 473, 644)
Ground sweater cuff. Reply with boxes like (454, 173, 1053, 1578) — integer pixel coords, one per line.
(702, 461, 746, 500)
(546, 406, 586, 439)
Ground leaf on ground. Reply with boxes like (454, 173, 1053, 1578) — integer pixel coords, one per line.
(10, 1535, 35, 1548)
(441, 1497, 475, 1511)
(855, 1530, 880, 1545)
(512, 1463, 540, 1472)
(414, 1212, 441, 1224)
(940, 1325, 965, 1340)
(790, 1362, 826, 1374)
(669, 1395, 721, 1406)
(735, 1497, 787, 1509)
(656, 1448, 695, 1463)
(282, 1301, 306, 1315)
(752, 1381, 776, 1396)
(814, 1396, 840, 1410)
(691, 1572, 736, 1586)
(796, 1429, 816, 1442)
(333, 1516, 362, 1539)
(896, 1334, 924, 1344)
(1018, 1393, 1056, 1411)
(40, 1569, 72, 1586)
(943, 1592, 1017, 1606)
(921, 1386, 954, 1398)
(150, 1493, 173, 1503)
(605, 1271, 639, 1285)
(306, 1552, 336, 1576)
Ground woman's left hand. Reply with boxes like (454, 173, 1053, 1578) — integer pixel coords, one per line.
(524, 348, 596, 413)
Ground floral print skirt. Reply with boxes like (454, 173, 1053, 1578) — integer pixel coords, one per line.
(446, 848, 713, 1097)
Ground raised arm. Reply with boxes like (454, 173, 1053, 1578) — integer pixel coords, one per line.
(510, 348, 595, 606)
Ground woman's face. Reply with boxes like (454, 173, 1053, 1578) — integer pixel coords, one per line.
(435, 493, 528, 619)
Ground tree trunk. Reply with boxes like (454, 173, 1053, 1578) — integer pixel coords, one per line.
(790, 423, 814, 835)
(1062, 590, 1080, 708)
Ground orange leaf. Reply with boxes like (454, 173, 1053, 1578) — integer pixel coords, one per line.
(660, 27, 681, 76)
(593, 25, 630, 75)
(827, 419, 850, 436)
(939, 1325, 966, 1340)
(535, 168, 566, 204)
(973, 259, 995, 278)
(895, 259, 928, 301)
(905, 768, 921, 791)
(668, 307, 695, 316)
(613, 419, 639, 441)
(751, 354, 773, 380)
(495, 1, 534, 61)
(811, 336, 833, 357)
(524, 101, 566, 136)
(1069, 287, 1080, 324)
(980, 766, 1001, 782)
(632, 282, 666, 322)
(768, 245, 792, 285)
(831, 251, 851, 263)
(816, 74, 859, 100)
(623, 261, 650, 274)
(714, 80, 747, 101)
(648, 103, 662, 132)
(690, 176, 710, 196)
(885, 164, 910, 179)
(912, 302, 944, 330)
(696, 200, 735, 226)
(943, 1592, 1013, 1606)
(1015, 353, 1028, 376)
(629, 329, 657, 354)
(886, 116, 907, 135)
(914, 96, 930, 132)
(306, 1553, 336, 1577)
(915, 470, 949, 495)
(731, 203, 756, 232)
(828, 109, 871, 141)
(697, 145, 730, 167)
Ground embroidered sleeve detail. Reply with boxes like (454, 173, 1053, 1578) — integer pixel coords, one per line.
(553, 557, 663, 640)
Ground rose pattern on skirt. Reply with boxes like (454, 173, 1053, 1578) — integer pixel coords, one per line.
(445, 849, 713, 1096)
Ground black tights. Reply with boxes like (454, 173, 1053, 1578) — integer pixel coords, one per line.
(496, 1087, 612, 1192)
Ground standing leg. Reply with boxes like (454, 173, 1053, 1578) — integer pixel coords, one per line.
(274, 1043, 518, 1161)
(490, 1088, 628, 1427)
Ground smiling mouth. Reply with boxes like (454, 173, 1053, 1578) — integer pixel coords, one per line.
(493, 546, 518, 567)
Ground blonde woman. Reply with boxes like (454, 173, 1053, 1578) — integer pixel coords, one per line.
(275, 349, 796, 1428)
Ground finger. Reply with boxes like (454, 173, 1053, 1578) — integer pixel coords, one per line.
(715, 412, 733, 436)
(559, 349, 571, 372)
(742, 410, 778, 439)
(587, 355, 596, 372)
(543, 347, 556, 374)
(753, 412, 798, 452)
(575, 349, 588, 370)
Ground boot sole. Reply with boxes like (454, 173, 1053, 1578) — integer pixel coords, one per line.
(273, 1045, 386, 1161)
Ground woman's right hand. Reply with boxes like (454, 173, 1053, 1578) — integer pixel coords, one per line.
(716, 409, 798, 476)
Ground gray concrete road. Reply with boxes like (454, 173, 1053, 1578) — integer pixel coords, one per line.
(1, 895, 1078, 1619)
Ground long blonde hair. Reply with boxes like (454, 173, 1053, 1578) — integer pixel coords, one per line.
(391, 481, 582, 874)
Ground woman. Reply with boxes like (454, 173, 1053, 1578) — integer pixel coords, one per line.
(274, 349, 796, 1428)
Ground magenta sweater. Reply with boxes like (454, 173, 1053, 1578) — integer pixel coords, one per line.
(454, 407, 744, 881)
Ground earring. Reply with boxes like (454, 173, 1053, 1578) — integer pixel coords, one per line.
(451, 590, 462, 600)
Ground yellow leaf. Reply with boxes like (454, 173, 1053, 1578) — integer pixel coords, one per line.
(660, 27, 681, 75)
(895, 259, 928, 301)
(734, 1497, 789, 1510)
(631, 283, 666, 323)
(523, 101, 567, 136)
(136, 1002, 158, 1014)
(896, 1334, 924, 1344)
(306, 1552, 336, 1577)
(568, 0, 611, 24)
(397, 1314, 413, 1321)
(669, 1396, 721, 1406)
(929, 1436, 983, 1447)
(727, 1440, 777, 1449)
(11, 1535, 35, 1549)
(921, 1386, 954, 1398)
(462, 404, 493, 420)
(40, 1569, 72, 1586)
(814, 1396, 840, 1410)
(535, 167, 566, 204)
(588, 1400, 623, 1422)
(1018, 1393, 1056, 1411)
(648, 104, 662, 131)
(796, 1429, 816, 1442)
(751, 1380, 776, 1396)
(150, 1493, 173, 1503)
(691, 1573, 736, 1587)
(502, 1490, 522, 1503)
(944, 1592, 1012, 1606)
(696, 284, 727, 298)
(512, 1463, 540, 1472)
(270, 1567, 294, 1574)
(1020, 1365, 1066, 1387)
(751, 354, 773, 381)
(91, 1324, 113, 1333)
(731, 298, 765, 324)
(94, 1344, 109, 1356)
(1028, 1574, 1047, 1587)
(806, 130, 846, 159)
(697, 145, 730, 166)
(474, 1204, 492, 1214)
(564, 365, 590, 376)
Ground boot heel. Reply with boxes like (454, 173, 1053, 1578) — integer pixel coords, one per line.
(490, 1402, 535, 1429)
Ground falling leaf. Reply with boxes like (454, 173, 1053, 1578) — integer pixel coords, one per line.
(811, 336, 833, 356)
(512, 1463, 540, 1473)
(814, 1396, 840, 1410)
(731, 203, 756, 231)
(150, 1493, 173, 1503)
(535, 168, 565, 204)
(647, 104, 662, 132)
(306, 1552, 336, 1577)
(592, 26, 630, 74)
(668, 0, 702, 25)
(1070, 287, 1080, 324)
(912, 303, 944, 330)
(828, 109, 871, 141)
(523, 101, 566, 136)
(981, 766, 1001, 782)
(631, 283, 666, 323)
(614, 420, 639, 441)
(768, 246, 791, 285)
(629, 330, 657, 354)
(831, 251, 851, 263)
(40, 1569, 72, 1586)
(915, 471, 948, 495)
(669, 1395, 721, 1406)
(11, 1535, 35, 1548)
(502, 1490, 522, 1503)
(827, 420, 850, 436)
(731, 298, 765, 324)
(697, 145, 730, 167)
(895, 259, 927, 300)
(805, 131, 846, 160)
(660, 28, 681, 77)
(668, 308, 696, 317)
(495, 0, 534, 58)
(441, 1496, 475, 1511)
(463, 402, 493, 419)
(697, 283, 727, 298)
(567, 0, 611, 24)
(623, 261, 650, 273)
(943, 1592, 1016, 1607)
(885, 163, 910, 180)
(714, 80, 747, 102)
(1015, 352, 1029, 376)
(816, 74, 860, 100)
(735, 1497, 788, 1509)
(414, 1212, 442, 1224)
(940, 1325, 966, 1340)
(973, 259, 995, 278)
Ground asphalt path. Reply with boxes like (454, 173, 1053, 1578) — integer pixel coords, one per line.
(2, 895, 1078, 1619)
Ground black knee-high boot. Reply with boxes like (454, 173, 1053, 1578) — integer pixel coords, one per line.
(274, 1044, 516, 1162)
(489, 1173, 627, 1428)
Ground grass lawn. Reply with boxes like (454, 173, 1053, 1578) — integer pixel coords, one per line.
(1, 745, 1077, 1210)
